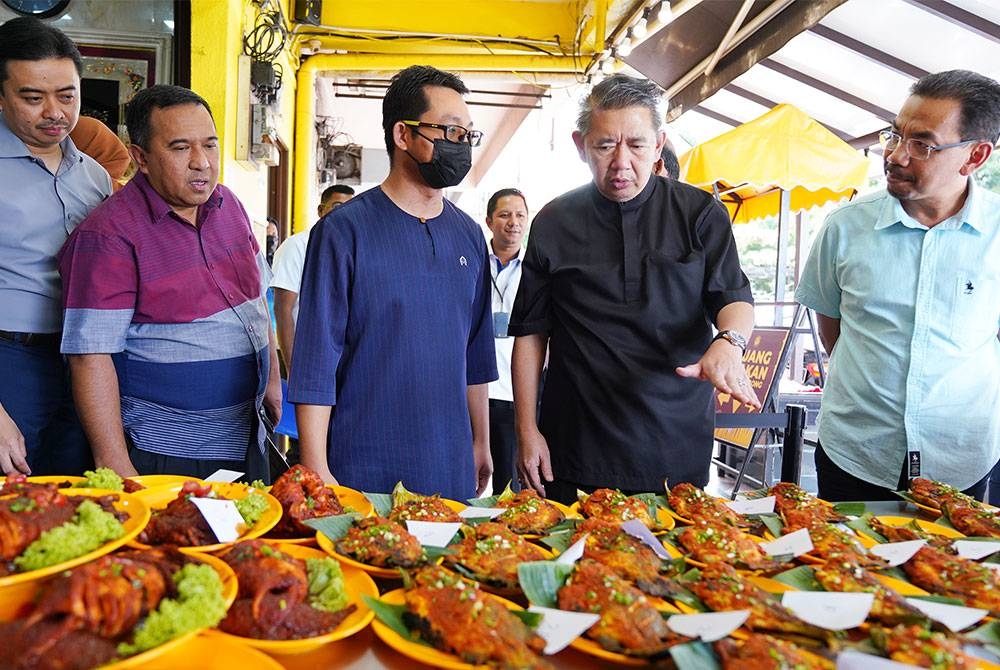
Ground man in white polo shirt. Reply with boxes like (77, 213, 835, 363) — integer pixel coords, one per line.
(484, 188, 528, 493)
(271, 184, 354, 372)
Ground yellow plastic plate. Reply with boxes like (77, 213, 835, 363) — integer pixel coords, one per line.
(0, 488, 150, 589)
(211, 543, 377, 655)
(130, 482, 281, 553)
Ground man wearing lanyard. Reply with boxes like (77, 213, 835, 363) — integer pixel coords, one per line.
(485, 188, 529, 493)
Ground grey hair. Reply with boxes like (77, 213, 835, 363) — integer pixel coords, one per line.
(577, 74, 666, 136)
(910, 70, 1000, 145)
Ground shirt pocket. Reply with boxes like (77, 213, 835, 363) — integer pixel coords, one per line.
(950, 274, 1000, 349)
(226, 239, 263, 301)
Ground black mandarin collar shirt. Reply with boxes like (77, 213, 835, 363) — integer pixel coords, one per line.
(509, 175, 752, 491)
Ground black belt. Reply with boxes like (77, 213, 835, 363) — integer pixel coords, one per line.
(0, 329, 61, 347)
(489, 399, 514, 407)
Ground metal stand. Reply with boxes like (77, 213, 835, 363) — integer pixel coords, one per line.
(715, 404, 808, 497)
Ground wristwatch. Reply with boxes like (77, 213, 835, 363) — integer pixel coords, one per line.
(712, 329, 747, 352)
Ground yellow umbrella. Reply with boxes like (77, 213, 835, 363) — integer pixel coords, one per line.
(679, 103, 869, 224)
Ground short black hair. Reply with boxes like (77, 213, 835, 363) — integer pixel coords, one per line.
(0, 17, 82, 87)
(487, 188, 527, 218)
(321, 184, 355, 200)
(911, 70, 1000, 145)
(381, 65, 469, 164)
(659, 145, 680, 180)
(125, 84, 213, 150)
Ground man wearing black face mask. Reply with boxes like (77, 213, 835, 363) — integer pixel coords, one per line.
(289, 65, 497, 499)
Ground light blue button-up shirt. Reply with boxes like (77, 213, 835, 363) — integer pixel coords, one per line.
(795, 182, 1000, 489)
(0, 113, 111, 332)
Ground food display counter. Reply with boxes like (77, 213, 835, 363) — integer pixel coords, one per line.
(5, 468, 999, 670)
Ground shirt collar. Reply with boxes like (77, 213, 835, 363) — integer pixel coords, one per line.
(0, 112, 83, 167)
(875, 179, 989, 233)
(132, 170, 225, 225)
(588, 173, 658, 214)
(489, 243, 522, 270)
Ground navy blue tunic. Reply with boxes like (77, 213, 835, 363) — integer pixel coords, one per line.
(288, 187, 498, 499)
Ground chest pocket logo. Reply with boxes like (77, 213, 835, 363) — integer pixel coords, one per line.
(950, 274, 999, 349)
(459, 256, 468, 266)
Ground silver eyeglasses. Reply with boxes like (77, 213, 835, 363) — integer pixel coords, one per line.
(878, 129, 979, 161)
(402, 120, 484, 147)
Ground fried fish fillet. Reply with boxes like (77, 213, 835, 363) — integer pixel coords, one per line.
(770, 482, 846, 531)
(686, 563, 830, 642)
(878, 624, 978, 669)
(676, 518, 789, 571)
(558, 558, 689, 658)
(335, 516, 427, 569)
(668, 482, 749, 528)
(902, 545, 1000, 614)
(403, 565, 551, 669)
(571, 518, 681, 597)
(715, 633, 835, 669)
(813, 560, 926, 625)
(496, 490, 565, 535)
(579, 488, 658, 528)
(444, 522, 547, 589)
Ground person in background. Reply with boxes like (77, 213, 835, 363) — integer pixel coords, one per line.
(58, 85, 282, 482)
(796, 70, 1000, 502)
(510, 74, 757, 504)
(265, 217, 279, 266)
(654, 141, 680, 180)
(290, 65, 497, 499)
(484, 188, 529, 493)
(271, 183, 355, 372)
(70, 115, 131, 191)
(0, 17, 112, 476)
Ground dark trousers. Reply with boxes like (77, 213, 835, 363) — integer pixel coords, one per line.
(488, 399, 519, 495)
(129, 416, 271, 484)
(987, 459, 1000, 507)
(815, 441, 991, 502)
(0, 338, 92, 475)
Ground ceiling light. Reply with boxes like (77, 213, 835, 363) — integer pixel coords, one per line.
(600, 58, 615, 75)
(617, 34, 634, 58)
(632, 14, 648, 39)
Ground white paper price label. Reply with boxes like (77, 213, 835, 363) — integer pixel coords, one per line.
(727, 496, 775, 515)
(405, 521, 462, 548)
(556, 535, 588, 565)
(190, 497, 246, 543)
(760, 527, 813, 557)
(868, 539, 925, 567)
(621, 519, 672, 559)
(905, 597, 987, 632)
(666, 610, 749, 642)
(955, 540, 1000, 560)
(528, 606, 600, 654)
(458, 507, 506, 520)
(837, 650, 919, 670)
(781, 591, 873, 630)
(204, 468, 243, 483)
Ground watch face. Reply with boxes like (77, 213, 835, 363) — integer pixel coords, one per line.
(2, 0, 70, 17)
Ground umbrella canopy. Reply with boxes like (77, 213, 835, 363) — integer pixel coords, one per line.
(679, 104, 869, 224)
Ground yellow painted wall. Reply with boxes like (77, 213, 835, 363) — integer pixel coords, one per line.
(189, 0, 299, 239)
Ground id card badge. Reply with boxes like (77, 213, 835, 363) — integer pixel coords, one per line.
(493, 311, 510, 339)
(908, 451, 921, 479)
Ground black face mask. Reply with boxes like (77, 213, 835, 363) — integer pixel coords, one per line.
(407, 138, 472, 189)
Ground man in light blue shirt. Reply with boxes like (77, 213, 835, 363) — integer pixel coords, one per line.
(0, 18, 111, 476)
(796, 70, 1000, 501)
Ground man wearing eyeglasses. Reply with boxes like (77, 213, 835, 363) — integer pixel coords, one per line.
(289, 65, 497, 500)
(796, 70, 1000, 502)
(510, 75, 758, 503)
